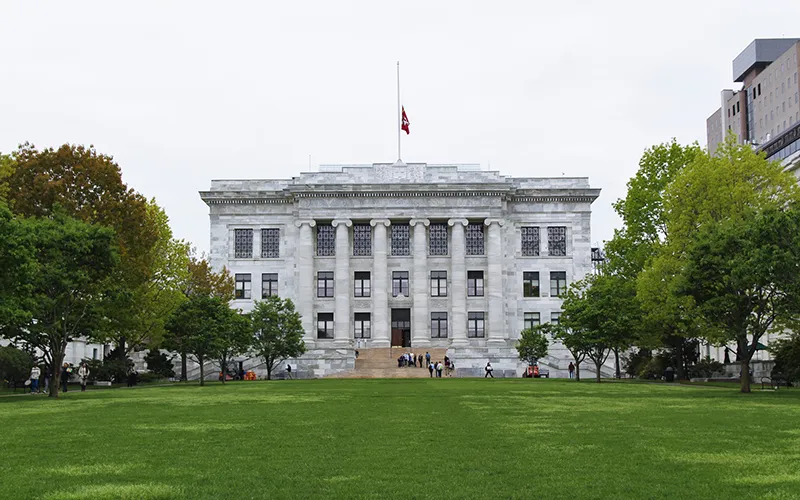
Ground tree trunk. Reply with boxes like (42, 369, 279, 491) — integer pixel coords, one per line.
(266, 364, 272, 380)
(181, 352, 187, 382)
(118, 336, 127, 359)
(675, 341, 685, 381)
(595, 359, 602, 383)
(50, 350, 65, 398)
(614, 348, 621, 379)
(198, 355, 205, 387)
(575, 362, 581, 382)
(220, 358, 226, 384)
(740, 358, 751, 393)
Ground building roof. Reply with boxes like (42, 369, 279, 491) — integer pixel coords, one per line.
(732, 38, 800, 82)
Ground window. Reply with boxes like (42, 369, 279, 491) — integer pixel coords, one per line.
(467, 270, 484, 297)
(551, 312, 561, 325)
(431, 312, 448, 338)
(316, 225, 335, 256)
(430, 271, 447, 297)
(354, 271, 371, 297)
(234, 229, 253, 258)
(429, 223, 448, 255)
(547, 226, 567, 256)
(524, 312, 540, 330)
(550, 271, 567, 297)
(235, 273, 251, 299)
(391, 223, 410, 256)
(523, 271, 540, 297)
(261, 273, 278, 298)
(392, 271, 409, 297)
(758, 83, 761, 96)
(353, 224, 372, 256)
(317, 271, 334, 298)
(354, 313, 371, 338)
(260, 228, 280, 258)
(317, 313, 334, 339)
(467, 312, 485, 338)
(521, 226, 540, 256)
(465, 223, 485, 255)
(92, 348, 98, 360)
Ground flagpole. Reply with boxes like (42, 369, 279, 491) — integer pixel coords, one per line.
(397, 61, 401, 162)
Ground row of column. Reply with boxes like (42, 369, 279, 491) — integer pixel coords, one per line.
(294, 218, 506, 347)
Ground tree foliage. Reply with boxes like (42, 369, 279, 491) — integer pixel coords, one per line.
(184, 250, 234, 301)
(516, 326, 549, 366)
(250, 296, 306, 380)
(0, 345, 34, 390)
(770, 334, 800, 385)
(0, 153, 15, 205)
(144, 348, 176, 380)
(212, 311, 250, 384)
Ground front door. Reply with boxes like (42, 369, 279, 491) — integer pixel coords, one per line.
(391, 309, 411, 347)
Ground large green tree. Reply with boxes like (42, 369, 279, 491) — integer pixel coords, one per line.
(680, 208, 800, 393)
(516, 326, 549, 366)
(0, 345, 34, 391)
(551, 322, 589, 381)
(213, 310, 250, 384)
(250, 296, 306, 380)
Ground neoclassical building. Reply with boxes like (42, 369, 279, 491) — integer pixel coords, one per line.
(200, 162, 601, 378)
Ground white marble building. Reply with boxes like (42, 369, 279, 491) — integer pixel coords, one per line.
(200, 162, 601, 378)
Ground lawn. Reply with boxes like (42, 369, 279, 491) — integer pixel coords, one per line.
(1, 380, 799, 499)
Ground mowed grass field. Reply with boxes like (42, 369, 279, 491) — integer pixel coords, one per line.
(2, 380, 799, 500)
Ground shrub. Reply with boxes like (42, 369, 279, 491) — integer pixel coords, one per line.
(688, 356, 724, 378)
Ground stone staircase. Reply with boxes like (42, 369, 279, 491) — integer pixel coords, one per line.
(326, 347, 449, 378)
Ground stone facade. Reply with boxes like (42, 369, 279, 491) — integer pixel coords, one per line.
(200, 163, 601, 378)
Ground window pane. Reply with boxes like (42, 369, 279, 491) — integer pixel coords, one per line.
(391, 224, 410, 256)
(521, 227, 540, 256)
(523, 271, 540, 297)
(261, 228, 280, 258)
(547, 226, 567, 256)
(466, 224, 484, 256)
(235, 274, 251, 299)
(550, 271, 567, 297)
(234, 229, 253, 258)
(262, 273, 278, 298)
(353, 224, 372, 256)
(429, 223, 448, 255)
(317, 225, 336, 256)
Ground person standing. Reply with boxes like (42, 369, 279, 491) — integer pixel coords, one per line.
(428, 362, 434, 378)
(484, 362, 494, 378)
(43, 365, 51, 393)
(78, 362, 90, 392)
(568, 362, 575, 379)
(436, 362, 443, 378)
(286, 364, 293, 379)
(425, 352, 431, 366)
(61, 363, 70, 393)
(29, 365, 41, 394)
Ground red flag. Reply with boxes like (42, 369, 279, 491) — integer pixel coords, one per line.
(401, 107, 410, 134)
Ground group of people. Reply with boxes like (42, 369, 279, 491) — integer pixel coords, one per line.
(395, 351, 454, 377)
(428, 358, 453, 378)
(25, 361, 92, 394)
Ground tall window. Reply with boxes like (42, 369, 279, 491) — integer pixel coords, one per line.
(261, 273, 278, 298)
(235, 273, 251, 299)
(353, 224, 372, 256)
(547, 226, 567, 256)
(316, 225, 335, 256)
(467, 312, 485, 338)
(234, 229, 253, 258)
(521, 227, 540, 256)
(261, 228, 280, 258)
(354, 271, 371, 297)
(523, 272, 540, 297)
(354, 313, 371, 338)
(391, 223, 411, 256)
(317, 313, 334, 339)
(392, 271, 409, 297)
(524, 312, 540, 330)
(550, 312, 561, 325)
(429, 223, 448, 256)
(431, 312, 448, 338)
(550, 271, 567, 297)
(467, 270, 484, 297)
(430, 271, 447, 297)
(466, 223, 485, 256)
(317, 271, 334, 298)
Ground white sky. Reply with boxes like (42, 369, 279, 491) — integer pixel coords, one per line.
(2, 1, 799, 254)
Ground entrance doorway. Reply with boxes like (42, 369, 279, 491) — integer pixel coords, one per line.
(391, 309, 411, 347)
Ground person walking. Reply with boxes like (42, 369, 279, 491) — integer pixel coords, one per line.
(29, 365, 41, 394)
(61, 363, 70, 393)
(484, 362, 494, 378)
(436, 362, 443, 378)
(286, 364, 293, 379)
(568, 362, 575, 379)
(428, 362, 434, 378)
(77, 362, 90, 392)
(418, 354, 424, 368)
(425, 352, 431, 366)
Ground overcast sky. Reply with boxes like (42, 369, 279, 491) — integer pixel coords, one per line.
(2, 1, 799, 254)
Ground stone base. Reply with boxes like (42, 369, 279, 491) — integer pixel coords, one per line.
(446, 345, 526, 378)
(286, 347, 356, 379)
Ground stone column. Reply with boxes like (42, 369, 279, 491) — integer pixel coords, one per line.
(448, 218, 469, 345)
(294, 220, 316, 346)
(370, 219, 391, 347)
(485, 218, 506, 345)
(332, 219, 352, 347)
(410, 218, 430, 347)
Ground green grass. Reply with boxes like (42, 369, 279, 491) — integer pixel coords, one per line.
(2, 380, 800, 499)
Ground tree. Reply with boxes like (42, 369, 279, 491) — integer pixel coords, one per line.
(1, 209, 119, 397)
(770, 334, 800, 385)
(250, 296, 306, 380)
(680, 208, 800, 393)
(0, 345, 34, 391)
(213, 310, 250, 384)
(516, 326, 549, 366)
(164, 295, 237, 386)
(144, 348, 176, 380)
(551, 322, 589, 381)
(0, 153, 15, 205)
(560, 274, 640, 383)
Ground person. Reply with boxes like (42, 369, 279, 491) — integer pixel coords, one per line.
(485, 362, 494, 378)
(43, 366, 51, 393)
(418, 354, 423, 368)
(448, 361, 455, 377)
(355, 349, 359, 359)
(568, 362, 575, 379)
(286, 364, 293, 379)
(29, 365, 41, 394)
(436, 362, 443, 378)
(127, 367, 138, 388)
(78, 362, 90, 392)
(533, 364, 540, 378)
(425, 352, 431, 366)
(410, 352, 415, 367)
(428, 361, 434, 378)
(61, 363, 70, 393)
